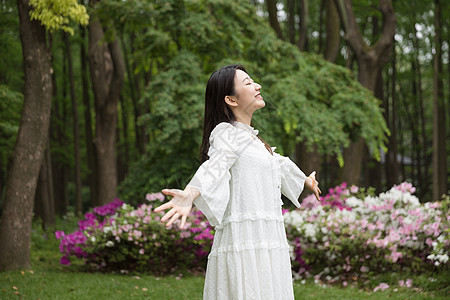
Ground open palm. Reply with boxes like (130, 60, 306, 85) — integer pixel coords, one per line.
(153, 188, 194, 229)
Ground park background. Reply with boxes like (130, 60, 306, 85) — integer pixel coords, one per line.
(0, 0, 449, 298)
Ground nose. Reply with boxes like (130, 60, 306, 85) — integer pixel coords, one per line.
(254, 82, 261, 90)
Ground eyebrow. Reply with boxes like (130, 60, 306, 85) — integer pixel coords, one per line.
(242, 77, 250, 83)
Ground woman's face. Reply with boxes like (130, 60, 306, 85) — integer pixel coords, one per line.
(231, 69, 265, 113)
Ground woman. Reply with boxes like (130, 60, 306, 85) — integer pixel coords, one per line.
(155, 65, 321, 299)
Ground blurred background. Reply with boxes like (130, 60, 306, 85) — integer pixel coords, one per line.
(0, 0, 448, 230)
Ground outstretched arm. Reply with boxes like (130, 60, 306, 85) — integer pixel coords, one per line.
(154, 185, 200, 229)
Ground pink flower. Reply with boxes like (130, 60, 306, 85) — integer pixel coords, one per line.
(405, 279, 412, 287)
(180, 231, 191, 238)
(139, 248, 145, 255)
(146, 192, 165, 202)
(389, 250, 403, 262)
(373, 283, 389, 292)
(350, 185, 359, 193)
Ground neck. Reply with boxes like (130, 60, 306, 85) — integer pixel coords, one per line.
(233, 111, 253, 126)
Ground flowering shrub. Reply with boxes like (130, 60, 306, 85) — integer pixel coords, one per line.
(57, 183, 449, 280)
(56, 194, 214, 274)
(284, 182, 450, 283)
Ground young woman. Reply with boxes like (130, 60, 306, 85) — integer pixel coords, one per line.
(155, 65, 321, 299)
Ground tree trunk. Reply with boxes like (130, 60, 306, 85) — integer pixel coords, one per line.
(334, 0, 396, 185)
(89, 0, 125, 205)
(287, 0, 295, 44)
(116, 95, 130, 184)
(129, 33, 145, 155)
(295, 142, 321, 199)
(412, 26, 430, 199)
(367, 69, 384, 192)
(80, 26, 98, 206)
(324, 0, 340, 62)
(63, 32, 82, 216)
(50, 88, 69, 215)
(34, 141, 55, 230)
(0, 0, 52, 270)
(318, 0, 326, 53)
(266, 0, 283, 40)
(298, 0, 309, 51)
(341, 139, 365, 185)
(385, 38, 399, 187)
(411, 59, 423, 196)
(295, 143, 321, 177)
(432, 0, 447, 201)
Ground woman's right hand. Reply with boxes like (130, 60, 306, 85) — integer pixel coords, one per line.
(153, 187, 199, 229)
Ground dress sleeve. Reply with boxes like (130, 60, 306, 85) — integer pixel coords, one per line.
(272, 147, 307, 208)
(186, 123, 239, 226)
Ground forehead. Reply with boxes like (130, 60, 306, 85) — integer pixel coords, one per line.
(234, 69, 250, 82)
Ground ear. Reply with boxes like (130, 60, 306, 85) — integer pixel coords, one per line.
(224, 95, 238, 107)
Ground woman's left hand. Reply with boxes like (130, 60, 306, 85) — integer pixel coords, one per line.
(306, 171, 321, 201)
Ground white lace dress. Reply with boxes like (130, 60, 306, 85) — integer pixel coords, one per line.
(187, 121, 306, 300)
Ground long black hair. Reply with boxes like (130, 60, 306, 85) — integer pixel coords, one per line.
(199, 64, 272, 163)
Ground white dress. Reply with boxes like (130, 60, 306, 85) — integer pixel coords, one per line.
(187, 121, 306, 300)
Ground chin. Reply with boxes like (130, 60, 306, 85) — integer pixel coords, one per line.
(256, 100, 266, 109)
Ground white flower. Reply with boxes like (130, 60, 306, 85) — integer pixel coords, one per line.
(103, 226, 112, 233)
(403, 217, 413, 225)
(437, 254, 448, 263)
(91, 236, 96, 243)
(345, 196, 362, 208)
(304, 224, 316, 238)
(106, 241, 114, 247)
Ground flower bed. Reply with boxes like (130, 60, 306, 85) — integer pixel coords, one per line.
(284, 182, 449, 284)
(56, 195, 213, 274)
(56, 183, 449, 278)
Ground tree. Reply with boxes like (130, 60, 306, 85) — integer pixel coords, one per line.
(88, 0, 125, 205)
(0, 0, 53, 270)
(63, 32, 82, 215)
(266, 0, 283, 40)
(0, 0, 88, 270)
(432, 0, 447, 200)
(334, 0, 396, 185)
(113, 0, 387, 203)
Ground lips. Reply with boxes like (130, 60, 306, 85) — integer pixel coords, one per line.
(255, 92, 263, 98)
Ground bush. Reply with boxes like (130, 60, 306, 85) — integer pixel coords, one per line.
(284, 182, 450, 283)
(57, 183, 449, 280)
(56, 194, 213, 274)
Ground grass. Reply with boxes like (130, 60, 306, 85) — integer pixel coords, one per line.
(0, 219, 448, 299)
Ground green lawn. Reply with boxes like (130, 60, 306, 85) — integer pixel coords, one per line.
(0, 220, 448, 299)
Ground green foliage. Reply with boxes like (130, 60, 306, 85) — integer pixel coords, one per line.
(29, 0, 89, 35)
(109, 0, 388, 200)
(0, 85, 23, 204)
(119, 51, 205, 202)
(0, 1, 22, 91)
